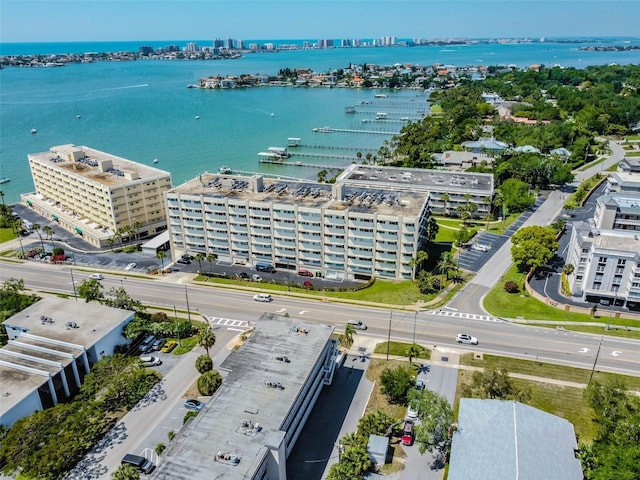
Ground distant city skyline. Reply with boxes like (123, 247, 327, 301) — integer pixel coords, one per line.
(1, 0, 639, 44)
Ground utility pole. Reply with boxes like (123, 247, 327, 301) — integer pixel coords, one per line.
(386, 311, 392, 360)
(184, 285, 192, 322)
(413, 311, 417, 343)
(69, 267, 77, 301)
(173, 305, 182, 347)
(588, 336, 604, 385)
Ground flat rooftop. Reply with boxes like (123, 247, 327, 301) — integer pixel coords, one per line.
(593, 230, 640, 252)
(170, 172, 429, 217)
(28, 144, 170, 187)
(153, 313, 335, 480)
(1, 297, 134, 421)
(337, 163, 494, 194)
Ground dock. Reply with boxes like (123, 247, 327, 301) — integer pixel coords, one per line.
(312, 127, 400, 135)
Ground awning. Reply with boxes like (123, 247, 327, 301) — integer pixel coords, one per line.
(74, 227, 83, 235)
(52, 214, 59, 221)
(26, 200, 33, 206)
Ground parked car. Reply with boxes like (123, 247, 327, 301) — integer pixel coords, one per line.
(238, 272, 250, 280)
(125, 262, 136, 271)
(303, 280, 313, 288)
(151, 338, 166, 351)
(161, 340, 178, 353)
(297, 269, 313, 277)
(184, 399, 205, 411)
(407, 399, 419, 419)
(401, 421, 415, 446)
(471, 243, 490, 252)
(253, 294, 273, 302)
(139, 355, 162, 366)
(456, 333, 479, 345)
(137, 334, 156, 353)
(89, 273, 104, 280)
(176, 258, 191, 264)
(121, 453, 155, 474)
(252, 274, 263, 282)
(181, 254, 194, 261)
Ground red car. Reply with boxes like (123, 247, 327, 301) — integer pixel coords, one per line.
(401, 421, 415, 446)
(298, 269, 313, 277)
(303, 281, 313, 288)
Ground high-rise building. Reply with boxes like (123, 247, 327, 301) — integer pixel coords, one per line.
(22, 144, 172, 247)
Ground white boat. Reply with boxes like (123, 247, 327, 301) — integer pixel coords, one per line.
(374, 94, 388, 98)
(31, 128, 37, 134)
(195, 115, 200, 120)
(0, 177, 10, 184)
(153, 158, 158, 164)
(219, 166, 232, 174)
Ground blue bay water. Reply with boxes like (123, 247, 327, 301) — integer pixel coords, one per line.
(1, 39, 639, 203)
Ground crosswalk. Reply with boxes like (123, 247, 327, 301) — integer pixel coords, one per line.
(206, 316, 252, 330)
(426, 309, 502, 323)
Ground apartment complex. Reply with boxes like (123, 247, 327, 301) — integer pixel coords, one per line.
(1, 297, 134, 427)
(166, 164, 493, 280)
(22, 144, 172, 247)
(565, 160, 640, 311)
(152, 313, 337, 480)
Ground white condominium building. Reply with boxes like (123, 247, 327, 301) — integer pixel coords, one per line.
(22, 144, 172, 247)
(166, 164, 493, 280)
(566, 221, 640, 311)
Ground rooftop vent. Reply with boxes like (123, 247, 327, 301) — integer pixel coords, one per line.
(66, 322, 79, 329)
(215, 451, 240, 465)
(40, 315, 54, 325)
(276, 355, 290, 363)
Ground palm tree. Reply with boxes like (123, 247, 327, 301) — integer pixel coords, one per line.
(42, 225, 55, 249)
(32, 223, 45, 251)
(132, 221, 142, 242)
(441, 192, 450, 216)
(206, 253, 217, 273)
(339, 323, 356, 350)
(194, 253, 205, 272)
(409, 250, 429, 280)
(156, 250, 166, 272)
(406, 343, 423, 365)
(437, 251, 456, 281)
(106, 237, 115, 252)
(0, 190, 5, 207)
(197, 326, 216, 357)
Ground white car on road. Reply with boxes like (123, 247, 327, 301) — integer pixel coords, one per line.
(253, 294, 273, 302)
(89, 273, 104, 280)
(456, 333, 479, 345)
(125, 262, 136, 271)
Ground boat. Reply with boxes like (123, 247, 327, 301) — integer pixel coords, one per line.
(219, 166, 232, 174)
(31, 128, 37, 134)
(153, 158, 158, 164)
(270, 112, 275, 117)
(374, 94, 388, 98)
(195, 115, 200, 120)
(0, 177, 10, 184)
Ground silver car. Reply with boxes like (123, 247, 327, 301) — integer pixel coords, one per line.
(456, 333, 478, 345)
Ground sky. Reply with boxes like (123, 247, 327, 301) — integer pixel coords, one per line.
(1, 0, 639, 44)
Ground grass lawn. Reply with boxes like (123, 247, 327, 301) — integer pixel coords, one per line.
(0, 228, 17, 243)
(459, 353, 640, 391)
(455, 369, 597, 443)
(483, 265, 640, 329)
(625, 151, 640, 157)
(172, 336, 199, 355)
(374, 341, 432, 360)
(364, 359, 410, 420)
(624, 135, 640, 141)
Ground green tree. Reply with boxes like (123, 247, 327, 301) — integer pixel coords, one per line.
(194, 252, 205, 272)
(436, 251, 457, 281)
(32, 223, 45, 251)
(440, 192, 450, 215)
(42, 225, 55, 249)
(511, 225, 559, 273)
(408, 389, 455, 454)
(197, 369, 222, 395)
(111, 464, 140, 480)
(380, 364, 414, 405)
(196, 326, 216, 357)
(406, 343, 424, 365)
(206, 253, 217, 273)
(339, 322, 356, 350)
(195, 353, 213, 373)
(409, 250, 429, 279)
(77, 278, 104, 303)
(156, 250, 166, 271)
(103, 286, 145, 312)
(425, 216, 439, 243)
(460, 367, 531, 402)
(357, 410, 396, 438)
(500, 178, 535, 213)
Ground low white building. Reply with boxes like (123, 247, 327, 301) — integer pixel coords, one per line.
(0, 297, 134, 427)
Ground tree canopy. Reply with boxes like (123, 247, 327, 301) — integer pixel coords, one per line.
(511, 225, 559, 273)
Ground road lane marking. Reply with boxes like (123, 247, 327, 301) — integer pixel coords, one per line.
(579, 348, 589, 353)
(611, 351, 622, 357)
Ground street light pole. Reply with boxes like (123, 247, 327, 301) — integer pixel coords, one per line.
(606, 295, 616, 331)
(69, 267, 77, 301)
(413, 311, 417, 343)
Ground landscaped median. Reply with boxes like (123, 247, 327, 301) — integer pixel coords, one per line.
(483, 264, 640, 339)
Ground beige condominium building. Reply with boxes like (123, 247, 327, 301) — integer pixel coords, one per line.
(166, 164, 493, 280)
(22, 144, 172, 248)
